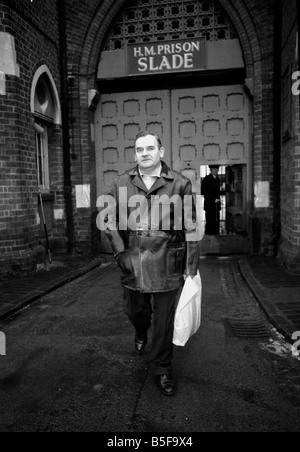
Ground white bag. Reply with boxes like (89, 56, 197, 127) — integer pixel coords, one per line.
(173, 271, 202, 347)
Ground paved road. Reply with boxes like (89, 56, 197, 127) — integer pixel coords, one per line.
(0, 258, 300, 432)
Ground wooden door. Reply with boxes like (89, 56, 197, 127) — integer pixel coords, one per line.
(171, 85, 251, 193)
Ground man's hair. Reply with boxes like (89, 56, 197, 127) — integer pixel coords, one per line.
(135, 131, 163, 149)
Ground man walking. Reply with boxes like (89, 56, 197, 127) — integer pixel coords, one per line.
(105, 131, 199, 397)
(201, 165, 221, 235)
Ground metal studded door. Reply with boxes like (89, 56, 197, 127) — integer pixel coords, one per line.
(95, 90, 171, 196)
(171, 85, 252, 253)
(171, 85, 251, 191)
(95, 85, 252, 253)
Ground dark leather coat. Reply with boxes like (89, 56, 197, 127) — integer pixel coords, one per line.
(105, 162, 200, 293)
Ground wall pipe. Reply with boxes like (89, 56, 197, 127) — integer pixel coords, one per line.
(57, 0, 75, 254)
(272, 0, 283, 256)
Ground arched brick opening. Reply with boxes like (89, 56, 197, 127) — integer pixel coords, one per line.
(79, 0, 265, 186)
(75, 0, 270, 256)
(79, 0, 262, 83)
(79, 0, 265, 166)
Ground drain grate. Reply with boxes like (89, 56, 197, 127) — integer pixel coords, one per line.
(225, 318, 271, 338)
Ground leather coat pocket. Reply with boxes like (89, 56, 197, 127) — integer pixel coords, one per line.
(166, 243, 186, 275)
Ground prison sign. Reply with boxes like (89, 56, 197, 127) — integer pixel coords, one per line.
(127, 38, 206, 76)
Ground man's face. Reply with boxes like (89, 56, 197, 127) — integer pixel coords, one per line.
(211, 167, 219, 177)
(135, 135, 165, 171)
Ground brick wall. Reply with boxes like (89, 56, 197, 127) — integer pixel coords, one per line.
(64, 0, 103, 253)
(0, 0, 65, 276)
(251, 0, 276, 255)
(280, 0, 300, 271)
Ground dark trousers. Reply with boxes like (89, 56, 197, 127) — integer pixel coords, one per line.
(205, 207, 220, 235)
(125, 289, 179, 376)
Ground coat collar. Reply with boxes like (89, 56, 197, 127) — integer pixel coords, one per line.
(128, 161, 175, 180)
(128, 161, 175, 195)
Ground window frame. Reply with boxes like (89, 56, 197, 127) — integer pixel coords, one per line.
(35, 122, 50, 193)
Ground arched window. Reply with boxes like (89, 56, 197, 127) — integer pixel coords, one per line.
(31, 66, 61, 125)
(34, 74, 56, 123)
(31, 67, 61, 193)
(105, 0, 236, 51)
(35, 122, 49, 193)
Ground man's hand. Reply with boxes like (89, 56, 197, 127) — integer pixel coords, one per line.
(184, 241, 200, 281)
(184, 270, 197, 280)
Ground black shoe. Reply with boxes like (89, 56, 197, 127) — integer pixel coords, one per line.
(157, 374, 176, 397)
(135, 335, 148, 353)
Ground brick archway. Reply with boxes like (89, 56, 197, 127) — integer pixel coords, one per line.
(73, 0, 268, 257)
(79, 0, 262, 82)
(79, 0, 264, 186)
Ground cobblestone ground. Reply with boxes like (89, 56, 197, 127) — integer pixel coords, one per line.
(0, 257, 300, 432)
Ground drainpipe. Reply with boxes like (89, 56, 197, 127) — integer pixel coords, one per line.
(272, 0, 282, 256)
(57, 0, 75, 254)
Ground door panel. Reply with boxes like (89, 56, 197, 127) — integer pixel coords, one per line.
(95, 85, 252, 254)
(95, 90, 171, 196)
(171, 85, 251, 195)
(226, 165, 247, 235)
(171, 85, 251, 254)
